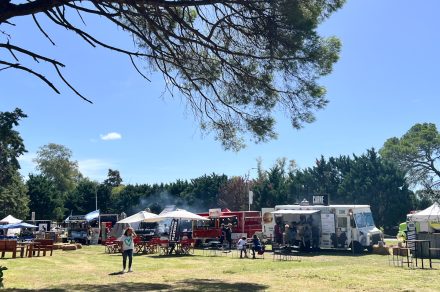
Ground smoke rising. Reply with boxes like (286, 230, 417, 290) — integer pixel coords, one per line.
(127, 190, 211, 215)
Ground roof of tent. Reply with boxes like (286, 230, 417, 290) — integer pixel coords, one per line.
(408, 202, 440, 222)
(0, 222, 38, 229)
(143, 209, 210, 222)
(116, 211, 159, 224)
(0, 215, 22, 224)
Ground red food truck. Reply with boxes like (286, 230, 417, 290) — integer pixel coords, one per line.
(192, 208, 262, 244)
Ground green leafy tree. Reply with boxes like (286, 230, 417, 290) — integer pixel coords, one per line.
(218, 177, 249, 211)
(0, 172, 29, 219)
(181, 174, 228, 210)
(380, 123, 440, 199)
(0, 0, 344, 150)
(34, 143, 81, 194)
(103, 169, 123, 187)
(27, 174, 64, 220)
(0, 265, 7, 288)
(66, 178, 99, 215)
(0, 108, 27, 186)
(96, 184, 113, 214)
(33, 143, 81, 217)
(338, 149, 413, 229)
(253, 158, 291, 208)
(0, 108, 29, 219)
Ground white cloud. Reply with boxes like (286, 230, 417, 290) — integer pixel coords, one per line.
(100, 132, 122, 141)
(78, 159, 115, 181)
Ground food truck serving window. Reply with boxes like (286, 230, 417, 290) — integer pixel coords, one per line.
(220, 216, 238, 227)
(195, 218, 216, 228)
(354, 212, 375, 228)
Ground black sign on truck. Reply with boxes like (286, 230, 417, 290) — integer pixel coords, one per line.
(313, 195, 329, 205)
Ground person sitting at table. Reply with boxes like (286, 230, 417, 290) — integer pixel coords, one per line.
(237, 236, 248, 259)
(251, 234, 264, 259)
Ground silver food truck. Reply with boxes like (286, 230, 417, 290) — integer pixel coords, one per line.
(263, 197, 383, 253)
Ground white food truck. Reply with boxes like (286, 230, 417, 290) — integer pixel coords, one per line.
(263, 198, 383, 253)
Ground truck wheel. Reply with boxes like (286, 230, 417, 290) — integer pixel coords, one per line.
(351, 241, 364, 254)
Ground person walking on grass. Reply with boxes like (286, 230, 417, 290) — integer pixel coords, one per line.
(119, 227, 136, 273)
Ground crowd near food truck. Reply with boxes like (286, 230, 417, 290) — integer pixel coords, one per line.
(193, 208, 262, 243)
(263, 196, 383, 253)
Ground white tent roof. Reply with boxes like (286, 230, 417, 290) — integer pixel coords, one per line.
(116, 211, 159, 223)
(0, 215, 22, 224)
(144, 209, 209, 222)
(408, 202, 440, 222)
(0, 215, 22, 237)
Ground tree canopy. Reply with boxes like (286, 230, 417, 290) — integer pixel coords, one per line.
(380, 123, 440, 200)
(33, 143, 81, 195)
(0, 108, 29, 218)
(0, 108, 27, 186)
(0, 0, 345, 150)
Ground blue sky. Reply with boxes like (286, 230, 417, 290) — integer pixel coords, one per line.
(1, 0, 440, 184)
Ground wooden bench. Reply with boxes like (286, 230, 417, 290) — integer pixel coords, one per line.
(33, 239, 54, 256)
(0, 240, 24, 258)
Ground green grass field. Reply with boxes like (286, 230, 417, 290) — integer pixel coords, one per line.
(1, 246, 439, 291)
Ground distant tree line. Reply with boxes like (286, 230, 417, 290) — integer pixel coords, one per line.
(1, 108, 439, 233)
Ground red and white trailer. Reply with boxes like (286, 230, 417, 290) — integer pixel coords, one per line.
(192, 208, 262, 243)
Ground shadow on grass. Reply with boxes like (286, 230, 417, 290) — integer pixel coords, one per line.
(4, 279, 268, 292)
(298, 249, 369, 257)
(148, 254, 196, 259)
(177, 278, 269, 291)
(4, 282, 172, 291)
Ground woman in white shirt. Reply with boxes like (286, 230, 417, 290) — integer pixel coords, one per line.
(119, 227, 136, 273)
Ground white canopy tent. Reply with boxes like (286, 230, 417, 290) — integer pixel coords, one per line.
(408, 202, 440, 222)
(116, 211, 160, 224)
(0, 215, 22, 236)
(143, 209, 210, 222)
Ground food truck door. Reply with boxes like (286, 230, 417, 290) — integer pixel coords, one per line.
(320, 213, 335, 248)
(336, 215, 351, 248)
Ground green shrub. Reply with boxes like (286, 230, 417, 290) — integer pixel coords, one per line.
(0, 266, 7, 288)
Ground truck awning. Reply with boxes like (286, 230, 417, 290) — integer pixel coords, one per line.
(271, 210, 320, 215)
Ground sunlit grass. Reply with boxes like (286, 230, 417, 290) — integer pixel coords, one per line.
(1, 245, 439, 291)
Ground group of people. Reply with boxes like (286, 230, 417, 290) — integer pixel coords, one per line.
(217, 222, 265, 259)
(274, 215, 319, 250)
(117, 224, 266, 273)
(237, 234, 264, 259)
(219, 223, 233, 249)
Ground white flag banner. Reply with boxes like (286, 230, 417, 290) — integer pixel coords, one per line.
(249, 191, 254, 205)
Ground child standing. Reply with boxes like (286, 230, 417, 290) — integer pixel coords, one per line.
(237, 236, 248, 258)
(119, 227, 136, 273)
